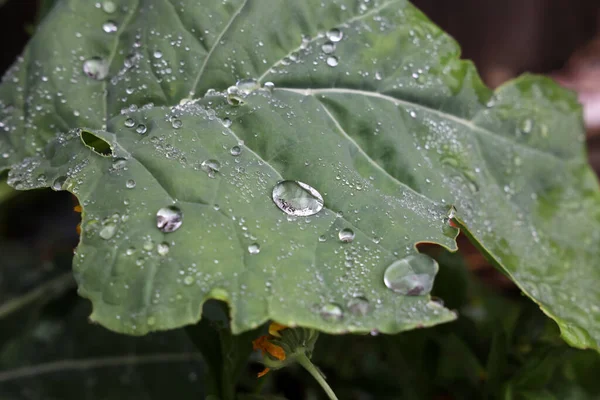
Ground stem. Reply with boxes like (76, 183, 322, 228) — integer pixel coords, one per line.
(296, 354, 339, 400)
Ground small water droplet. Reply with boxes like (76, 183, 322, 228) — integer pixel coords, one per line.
(230, 145, 242, 156)
(112, 158, 127, 169)
(326, 28, 343, 42)
(102, 20, 118, 33)
(125, 179, 136, 189)
(318, 235, 327, 242)
(83, 57, 109, 80)
(201, 159, 221, 178)
(102, 0, 116, 13)
(272, 180, 324, 217)
(171, 118, 182, 129)
(248, 243, 260, 254)
(183, 276, 195, 286)
(347, 296, 370, 316)
(326, 56, 339, 67)
(222, 117, 232, 128)
(136, 124, 147, 135)
(153, 50, 163, 59)
(338, 228, 355, 243)
(99, 222, 117, 240)
(157, 242, 170, 256)
(320, 303, 343, 322)
(383, 254, 438, 296)
(156, 205, 183, 233)
(263, 81, 275, 90)
(519, 118, 533, 135)
(51, 176, 67, 191)
(321, 41, 335, 54)
(124, 118, 135, 128)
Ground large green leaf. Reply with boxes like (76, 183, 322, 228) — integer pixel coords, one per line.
(2, 0, 600, 349)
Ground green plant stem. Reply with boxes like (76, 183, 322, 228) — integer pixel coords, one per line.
(296, 353, 339, 400)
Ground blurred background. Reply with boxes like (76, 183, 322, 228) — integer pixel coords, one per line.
(1, 1, 600, 399)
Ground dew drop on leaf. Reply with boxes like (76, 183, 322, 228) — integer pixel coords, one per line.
(126, 179, 136, 189)
(321, 41, 335, 54)
(82, 57, 108, 80)
(136, 124, 147, 135)
(153, 50, 163, 59)
(52, 176, 67, 191)
(347, 296, 370, 316)
(383, 254, 438, 296)
(102, 21, 118, 33)
(102, 0, 116, 13)
(183, 276, 195, 286)
(326, 28, 343, 42)
(157, 242, 170, 256)
(338, 228, 355, 243)
(99, 222, 117, 240)
(519, 118, 534, 135)
(201, 159, 221, 178)
(171, 118, 183, 129)
(248, 243, 260, 254)
(271, 180, 324, 217)
(326, 56, 339, 67)
(236, 78, 260, 95)
(319, 303, 344, 322)
(221, 117, 232, 128)
(156, 205, 183, 233)
(112, 158, 127, 170)
(230, 145, 242, 156)
(124, 118, 135, 128)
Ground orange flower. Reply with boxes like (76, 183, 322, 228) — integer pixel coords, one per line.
(252, 322, 288, 377)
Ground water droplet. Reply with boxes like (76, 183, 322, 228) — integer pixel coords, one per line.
(226, 86, 244, 105)
(201, 159, 221, 178)
(230, 145, 242, 156)
(157, 242, 170, 256)
(153, 50, 163, 59)
(318, 235, 327, 242)
(99, 223, 117, 240)
(326, 28, 343, 42)
(338, 228, 355, 243)
(171, 118, 182, 129)
(383, 254, 438, 296)
(236, 78, 260, 95)
(272, 180, 324, 217)
(112, 158, 127, 169)
(248, 243, 260, 254)
(183, 276, 195, 286)
(442, 205, 459, 238)
(263, 81, 275, 90)
(320, 303, 343, 322)
(102, 0, 116, 13)
(136, 124, 147, 135)
(326, 56, 339, 67)
(321, 41, 335, 54)
(102, 20, 118, 33)
(347, 296, 370, 316)
(222, 117, 232, 128)
(156, 205, 183, 233)
(124, 118, 135, 127)
(125, 179, 136, 189)
(519, 118, 533, 135)
(82, 57, 108, 80)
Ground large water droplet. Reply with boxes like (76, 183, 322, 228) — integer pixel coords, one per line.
(347, 296, 370, 316)
(320, 303, 343, 322)
(230, 145, 242, 156)
(248, 243, 260, 254)
(124, 118, 135, 128)
(271, 180, 324, 217)
(156, 206, 183, 233)
(112, 158, 127, 170)
(125, 179, 136, 189)
(102, 21, 118, 33)
(136, 124, 147, 135)
(326, 28, 343, 42)
(83, 58, 109, 80)
(383, 254, 438, 296)
(338, 228, 355, 243)
(236, 78, 260, 95)
(201, 159, 221, 178)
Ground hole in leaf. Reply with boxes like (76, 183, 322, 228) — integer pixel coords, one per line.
(80, 130, 112, 156)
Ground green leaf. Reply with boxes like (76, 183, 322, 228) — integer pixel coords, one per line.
(0, 298, 206, 400)
(2, 0, 600, 350)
